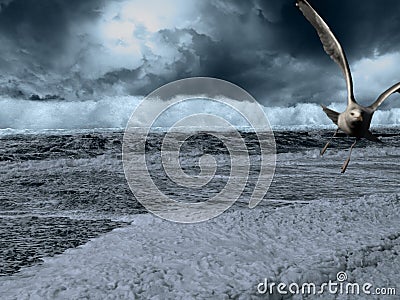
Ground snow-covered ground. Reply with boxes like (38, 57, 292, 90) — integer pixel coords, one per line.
(1, 194, 398, 299)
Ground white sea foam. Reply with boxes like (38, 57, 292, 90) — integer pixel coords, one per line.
(0, 96, 399, 131)
(0, 96, 139, 130)
(0, 195, 398, 299)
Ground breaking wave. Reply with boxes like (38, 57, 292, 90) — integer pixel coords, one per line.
(0, 96, 399, 131)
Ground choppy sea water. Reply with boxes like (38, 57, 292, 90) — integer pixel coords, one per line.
(0, 128, 399, 277)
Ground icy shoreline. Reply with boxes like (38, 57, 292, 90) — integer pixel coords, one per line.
(1, 196, 398, 299)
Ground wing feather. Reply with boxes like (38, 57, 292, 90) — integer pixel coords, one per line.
(296, 0, 355, 105)
(369, 82, 400, 111)
(321, 105, 339, 125)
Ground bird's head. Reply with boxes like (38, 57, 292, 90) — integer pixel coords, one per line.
(347, 109, 363, 123)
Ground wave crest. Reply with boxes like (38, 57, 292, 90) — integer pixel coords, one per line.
(0, 97, 399, 130)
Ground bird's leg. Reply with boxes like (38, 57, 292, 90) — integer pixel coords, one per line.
(341, 139, 358, 173)
(321, 128, 339, 156)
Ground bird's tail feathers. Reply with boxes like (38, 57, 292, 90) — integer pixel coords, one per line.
(364, 130, 383, 143)
(321, 105, 339, 125)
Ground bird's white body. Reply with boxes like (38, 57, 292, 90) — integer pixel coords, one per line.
(338, 105, 371, 138)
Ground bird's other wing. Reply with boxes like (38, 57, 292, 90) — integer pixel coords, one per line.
(296, 0, 355, 105)
(368, 82, 400, 111)
(321, 105, 339, 125)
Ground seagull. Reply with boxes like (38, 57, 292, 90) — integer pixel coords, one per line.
(296, 0, 400, 173)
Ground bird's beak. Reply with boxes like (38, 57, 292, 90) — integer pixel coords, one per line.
(356, 116, 363, 122)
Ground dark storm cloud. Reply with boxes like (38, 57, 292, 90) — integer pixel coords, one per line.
(0, 0, 399, 107)
(0, 0, 104, 67)
(190, 0, 400, 105)
(290, 0, 400, 58)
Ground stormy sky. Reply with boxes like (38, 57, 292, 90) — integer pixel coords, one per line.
(1, 0, 400, 107)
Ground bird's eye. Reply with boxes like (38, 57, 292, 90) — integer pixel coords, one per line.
(350, 112, 354, 116)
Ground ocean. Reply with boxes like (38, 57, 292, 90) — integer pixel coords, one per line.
(1, 128, 399, 281)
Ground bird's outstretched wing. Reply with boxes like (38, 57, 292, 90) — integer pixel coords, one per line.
(296, 0, 355, 105)
(369, 82, 400, 111)
(321, 105, 339, 125)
